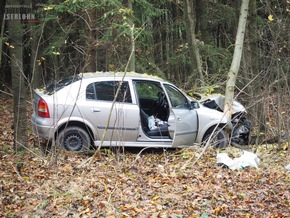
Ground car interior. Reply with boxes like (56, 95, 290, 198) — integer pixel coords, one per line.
(133, 80, 171, 138)
(138, 92, 170, 138)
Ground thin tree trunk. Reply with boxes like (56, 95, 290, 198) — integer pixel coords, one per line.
(165, 11, 170, 78)
(0, 0, 6, 77)
(8, 0, 28, 151)
(30, 23, 43, 89)
(248, 0, 266, 144)
(224, 0, 250, 118)
(183, 0, 204, 86)
(84, 8, 96, 72)
(127, 0, 135, 72)
(145, 16, 163, 77)
(196, 0, 210, 44)
(0, 19, 5, 75)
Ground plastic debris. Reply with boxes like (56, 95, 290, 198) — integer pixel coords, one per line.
(217, 151, 260, 170)
(148, 115, 168, 130)
(148, 115, 157, 130)
(286, 164, 290, 170)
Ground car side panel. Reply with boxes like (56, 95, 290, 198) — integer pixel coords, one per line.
(168, 108, 198, 147)
(82, 100, 140, 142)
(195, 106, 229, 143)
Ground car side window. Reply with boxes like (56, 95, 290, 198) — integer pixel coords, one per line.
(86, 83, 95, 100)
(164, 84, 189, 109)
(86, 81, 132, 103)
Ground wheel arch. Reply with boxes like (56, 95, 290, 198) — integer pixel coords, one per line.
(201, 124, 227, 142)
(55, 121, 95, 145)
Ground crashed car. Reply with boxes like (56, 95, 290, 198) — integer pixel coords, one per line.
(31, 72, 243, 151)
(199, 95, 251, 145)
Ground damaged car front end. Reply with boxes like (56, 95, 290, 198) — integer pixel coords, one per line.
(200, 95, 251, 146)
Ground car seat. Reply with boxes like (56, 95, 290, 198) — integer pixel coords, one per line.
(140, 109, 169, 137)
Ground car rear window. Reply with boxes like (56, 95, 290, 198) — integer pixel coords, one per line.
(42, 75, 81, 95)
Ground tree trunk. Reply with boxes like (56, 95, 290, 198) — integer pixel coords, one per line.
(224, 0, 249, 118)
(183, 0, 204, 86)
(0, 19, 5, 77)
(165, 11, 170, 79)
(84, 8, 96, 72)
(0, 0, 6, 78)
(127, 0, 135, 72)
(8, 0, 28, 151)
(247, 0, 266, 144)
(30, 24, 43, 89)
(196, 0, 210, 44)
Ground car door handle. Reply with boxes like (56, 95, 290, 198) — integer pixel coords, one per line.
(92, 108, 101, 112)
(177, 117, 181, 121)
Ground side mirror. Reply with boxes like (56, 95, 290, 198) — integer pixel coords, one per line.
(190, 101, 199, 109)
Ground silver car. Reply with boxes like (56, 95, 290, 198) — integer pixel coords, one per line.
(31, 72, 232, 151)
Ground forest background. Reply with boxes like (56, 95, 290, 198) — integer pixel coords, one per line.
(0, 0, 290, 217)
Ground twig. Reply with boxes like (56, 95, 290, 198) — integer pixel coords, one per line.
(78, 156, 93, 168)
(134, 147, 153, 162)
(0, 89, 13, 97)
(14, 140, 44, 159)
(180, 125, 222, 170)
(107, 182, 118, 203)
(10, 163, 23, 180)
(180, 141, 210, 170)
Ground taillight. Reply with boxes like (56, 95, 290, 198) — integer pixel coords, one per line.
(38, 99, 50, 118)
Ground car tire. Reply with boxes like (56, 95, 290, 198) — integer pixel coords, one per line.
(203, 127, 228, 148)
(56, 126, 91, 151)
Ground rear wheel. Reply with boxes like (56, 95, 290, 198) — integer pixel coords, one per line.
(56, 126, 91, 151)
(203, 127, 228, 148)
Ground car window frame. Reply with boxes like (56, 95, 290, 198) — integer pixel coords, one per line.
(86, 80, 133, 103)
(163, 83, 190, 109)
(134, 80, 164, 100)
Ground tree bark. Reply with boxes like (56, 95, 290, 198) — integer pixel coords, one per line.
(127, 0, 135, 72)
(0, 0, 6, 78)
(0, 19, 5, 76)
(183, 0, 204, 86)
(30, 24, 43, 89)
(196, 0, 210, 44)
(84, 8, 96, 72)
(224, 0, 249, 118)
(8, 0, 28, 151)
(248, 0, 266, 143)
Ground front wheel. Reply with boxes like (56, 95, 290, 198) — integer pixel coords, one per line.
(56, 126, 91, 151)
(203, 127, 228, 148)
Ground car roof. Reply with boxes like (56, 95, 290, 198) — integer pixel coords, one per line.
(80, 71, 165, 82)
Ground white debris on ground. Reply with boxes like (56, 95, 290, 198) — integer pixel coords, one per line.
(217, 151, 260, 170)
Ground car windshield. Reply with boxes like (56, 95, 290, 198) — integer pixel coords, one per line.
(41, 75, 81, 95)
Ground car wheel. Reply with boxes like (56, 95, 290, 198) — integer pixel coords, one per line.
(203, 127, 228, 148)
(57, 126, 91, 151)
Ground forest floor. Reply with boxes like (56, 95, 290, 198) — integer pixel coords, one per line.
(0, 95, 290, 217)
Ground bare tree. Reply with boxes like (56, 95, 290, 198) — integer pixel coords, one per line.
(84, 8, 97, 72)
(8, 0, 28, 151)
(127, 0, 135, 72)
(183, 0, 204, 86)
(0, 0, 7, 78)
(224, 0, 249, 118)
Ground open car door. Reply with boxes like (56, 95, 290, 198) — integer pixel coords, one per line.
(164, 84, 198, 147)
(168, 108, 198, 147)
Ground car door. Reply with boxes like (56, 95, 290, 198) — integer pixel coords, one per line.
(84, 80, 140, 142)
(163, 84, 198, 147)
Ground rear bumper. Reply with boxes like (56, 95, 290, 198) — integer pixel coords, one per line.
(31, 115, 55, 139)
